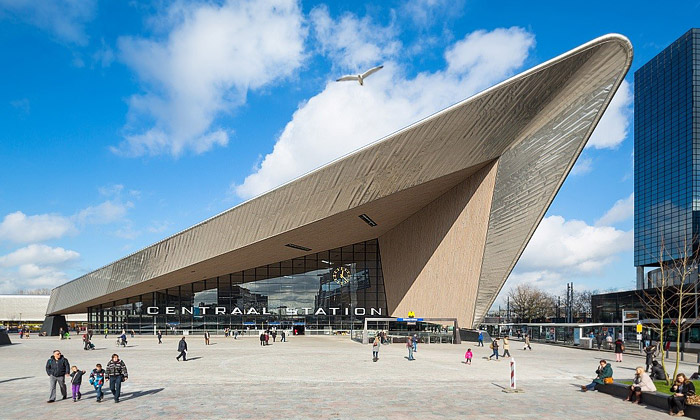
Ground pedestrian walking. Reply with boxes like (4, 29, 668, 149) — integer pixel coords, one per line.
(644, 342, 656, 372)
(104, 327, 108, 339)
(477, 331, 484, 347)
(489, 338, 499, 360)
(46, 349, 70, 403)
(272, 331, 277, 342)
(523, 334, 532, 350)
(105, 354, 128, 403)
(176, 337, 188, 361)
(502, 337, 511, 358)
(464, 348, 472, 365)
(265, 331, 270, 345)
(614, 338, 624, 362)
(412, 334, 418, 352)
(89, 363, 105, 402)
(281, 330, 286, 342)
(260, 331, 265, 346)
(606, 334, 613, 350)
(406, 337, 415, 360)
(595, 332, 603, 350)
(69, 366, 85, 402)
(204, 331, 210, 346)
(157, 330, 162, 344)
(372, 336, 380, 362)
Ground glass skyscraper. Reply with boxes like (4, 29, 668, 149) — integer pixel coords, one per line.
(634, 28, 700, 287)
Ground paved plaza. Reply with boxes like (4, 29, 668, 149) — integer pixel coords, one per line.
(0, 334, 694, 419)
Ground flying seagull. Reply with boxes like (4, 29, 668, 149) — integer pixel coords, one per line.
(336, 65, 384, 86)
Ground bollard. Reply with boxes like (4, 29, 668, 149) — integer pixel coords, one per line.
(696, 353, 700, 364)
(681, 351, 685, 362)
(502, 357, 523, 393)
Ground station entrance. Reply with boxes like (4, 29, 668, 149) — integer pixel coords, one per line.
(361, 317, 460, 344)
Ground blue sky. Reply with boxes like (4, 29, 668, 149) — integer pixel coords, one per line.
(0, 1, 698, 306)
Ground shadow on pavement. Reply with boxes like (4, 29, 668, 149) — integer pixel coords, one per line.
(0, 376, 33, 384)
(186, 357, 202, 361)
(120, 388, 164, 401)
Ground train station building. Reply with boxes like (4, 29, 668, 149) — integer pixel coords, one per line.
(44, 35, 632, 336)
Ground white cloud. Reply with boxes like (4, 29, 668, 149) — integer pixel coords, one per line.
(587, 79, 632, 149)
(75, 200, 133, 225)
(113, 0, 306, 157)
(0, 0, 96, 45)
(310, 6, 400, 69)
(234, 24, 535, 198)
(596, 193, 634, 226)
(0, 244, 79, 267)
(0, 211, 75, 244)
(517, 215, 632, 274)
(570, 157, 593, 176)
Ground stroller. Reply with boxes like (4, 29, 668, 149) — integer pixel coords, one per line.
(85, 340, 95, 350)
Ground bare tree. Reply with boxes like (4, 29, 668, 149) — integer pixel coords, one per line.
(507, 284, 553, 322)
(638, 236, 699, 384)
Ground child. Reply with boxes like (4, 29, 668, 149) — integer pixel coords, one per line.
(89, 363, 105, 402)
(465, 348, 473, 365)
(69, 366, 85, 401)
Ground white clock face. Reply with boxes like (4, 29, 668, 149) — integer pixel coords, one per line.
(332, 267, 351, 285)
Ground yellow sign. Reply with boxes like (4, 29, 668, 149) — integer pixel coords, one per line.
(636, 323, 643, 333)
(408, 311, 415, 318)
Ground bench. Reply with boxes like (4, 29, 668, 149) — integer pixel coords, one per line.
(596, 382, 700, 419)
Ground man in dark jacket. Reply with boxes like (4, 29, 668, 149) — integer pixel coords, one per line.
(105, 353, 128, 403)
(176, 337, 187, 361)
(651, 360, 667, 380)
(46, 349, 70, 402)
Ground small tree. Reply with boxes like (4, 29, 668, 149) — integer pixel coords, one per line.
(668, 236, 698, 381)
(638, 239, 671, 385)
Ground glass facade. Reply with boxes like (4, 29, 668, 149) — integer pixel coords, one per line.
(88, 240, 387, 334)
(635, 28, 700, 267)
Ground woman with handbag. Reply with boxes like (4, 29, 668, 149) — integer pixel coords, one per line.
(614, 338, 624, 362)
(625, 367, 656, 404)
(668, 373, 695, 417)
(581, 359, 613, 392)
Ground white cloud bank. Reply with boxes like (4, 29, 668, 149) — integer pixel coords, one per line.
(113, 0, 306, 157)
(596, 193, 634, 226)
(234, 19, 535, 198)
(0, 211, 75, 244)
(587, 79, 632, 149)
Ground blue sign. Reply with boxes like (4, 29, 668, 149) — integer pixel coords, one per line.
(268, 321, 281, 325)
(396, 318, 423, 322)
(292, 322, 306, 326)
(242, 321, 256, 325)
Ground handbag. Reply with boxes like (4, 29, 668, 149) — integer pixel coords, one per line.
(687, 394, 700, 405)
(603, 377, 614, 384)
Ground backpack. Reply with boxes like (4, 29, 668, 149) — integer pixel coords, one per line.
(489, 343, 494, 349)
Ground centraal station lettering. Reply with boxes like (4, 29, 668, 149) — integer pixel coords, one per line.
(145, 306, 383, 316)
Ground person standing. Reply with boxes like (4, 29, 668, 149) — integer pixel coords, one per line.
(489, 338, 500, 360)
(281, 330, 286, 342)
(260, 331, 265, 346)
(46, 349, 70, 403)
(412, 334, 418, 353)
(614, 338, 624, 362)
(464, 348, 473, 365)
(104, 327, 108, 339)
(69, 366, 85, 402)
(176, 337, 188, 361)
(105, 354, 128, 403)
(477, 331, 484, 347)
(595, 332, 603, 350)
(644, 342, 656, 372)
(523, 334, 532, 350)
(272, 331, 277, 342)
(406, 337, 415, 361)
(204, 331, 210, 346)
(157, 330, 162, 344)
(372, 336, 380, 362)
(502, 337, 511, 358)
